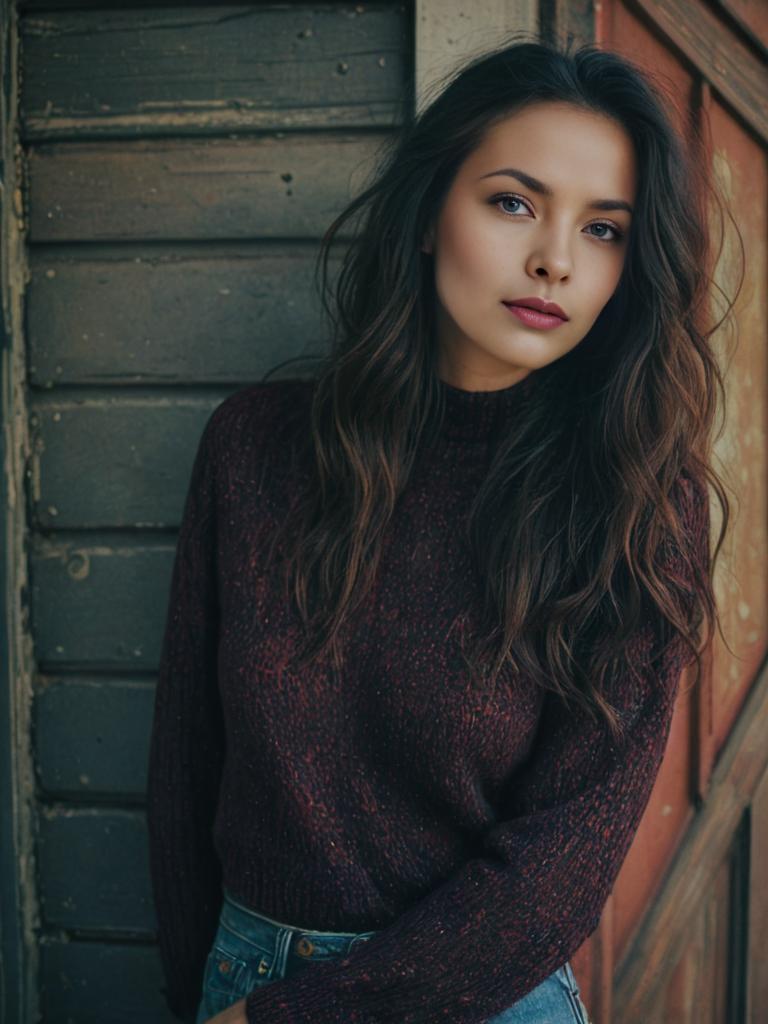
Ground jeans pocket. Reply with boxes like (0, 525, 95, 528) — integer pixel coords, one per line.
(202, 944, 254, 1017)
(202, 920, 279, 1018)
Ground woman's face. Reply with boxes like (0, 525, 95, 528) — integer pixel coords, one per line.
(423, 101, 637, 391)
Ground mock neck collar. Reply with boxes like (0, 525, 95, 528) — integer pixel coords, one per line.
(437, 373, 536, 442)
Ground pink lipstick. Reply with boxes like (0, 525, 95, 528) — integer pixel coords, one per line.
(502, 302, 567, 330)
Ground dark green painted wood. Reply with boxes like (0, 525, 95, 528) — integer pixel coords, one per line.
(29, 391, 232, 528)
(1, 0, 32, 1018)
(28, 132, 390, 242)
(38, 807, 155, 932)
(34, 678, 154, 798)
(27, 245, 336, 385)
(39, 938, 174, 1023)
(31, 535, 176, 671)
(17, 4, 413, 1019)
(20, 3, 410, 140)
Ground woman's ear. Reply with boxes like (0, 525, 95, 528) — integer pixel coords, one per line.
(421, 226, 434, 255)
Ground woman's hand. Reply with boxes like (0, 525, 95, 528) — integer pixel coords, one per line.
(204, 996, 248, 1023)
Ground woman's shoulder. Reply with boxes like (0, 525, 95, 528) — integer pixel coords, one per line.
(204, 376, 316, 457)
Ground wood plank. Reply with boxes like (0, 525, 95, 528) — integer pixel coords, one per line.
(30, 533, 176, 671)
(20, 3, 409, 139)
(414, 0, 538, 114)
(28, 133, 388, 242)
(613, 656, 768, 1019)
(27, 245, 335, 385)
(38, 807, 154, 932)
(632, 0, 768, 142)
(712, 1, 768, 56)
(704, 90, 768, 763)
(0, 0, 37, 1018)
(34, 677, 154, 798)
(39, 938, 171, 1023)
(552, 0, 594, 46)
(29, 390, 231, 528)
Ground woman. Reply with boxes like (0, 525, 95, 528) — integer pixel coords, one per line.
(146, 35, 732, 1024)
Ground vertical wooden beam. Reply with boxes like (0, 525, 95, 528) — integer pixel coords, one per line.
(0, 1, 38, 1021)
(689, 78, 718, 809)
(414, 0, 539, 114)
(547, 0, 596, 49)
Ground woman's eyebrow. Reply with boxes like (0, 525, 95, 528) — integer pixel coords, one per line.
(477, 166, 634, 215)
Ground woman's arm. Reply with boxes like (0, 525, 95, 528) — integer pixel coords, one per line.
(146, 409, 226, 1020)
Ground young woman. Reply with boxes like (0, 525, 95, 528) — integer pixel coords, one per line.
(146, 35, 732, 1024)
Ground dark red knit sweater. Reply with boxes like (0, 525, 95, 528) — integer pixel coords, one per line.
(146, 374, 709, 1024)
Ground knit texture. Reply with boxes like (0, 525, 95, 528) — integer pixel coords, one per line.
(146, 375, 709, 1023)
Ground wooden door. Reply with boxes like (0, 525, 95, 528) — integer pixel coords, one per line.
(547, 3, 768, 1022)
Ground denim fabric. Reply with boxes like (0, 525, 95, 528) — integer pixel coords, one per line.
(195, 889, 591, 1023)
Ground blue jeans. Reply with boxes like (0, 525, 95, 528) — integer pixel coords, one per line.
(195, 888, 591, 1023)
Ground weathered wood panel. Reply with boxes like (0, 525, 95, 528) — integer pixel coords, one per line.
(705, 89, 768, 758)
(646, 819, 748, 1023)
(31, 535, 175, 671)
(631, 0, 768, 142)
(613, 657, 768, 1021)
(712, 1, 768, 53)
(1, 0, 37, 1019)
(611, 680, 696, 957)
(39, 939, 170, 1024)
(20, 3, 410, 140)
(601, 0, 697, 140)
(38, 807, 154, 932)
(14, 3, 410, 1023)
(595, 3, 768, 1019)
(34, 678, 154, 798)
(29, 391, 231, 528)
(591, 1, 702, 981)
(27, 246, 336, 385)
(27, 133, 388, 242)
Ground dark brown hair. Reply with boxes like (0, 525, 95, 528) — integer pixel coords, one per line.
(266, 35, 738, 744)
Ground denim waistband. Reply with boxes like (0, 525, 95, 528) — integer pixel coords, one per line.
(221, 888, 379, 963)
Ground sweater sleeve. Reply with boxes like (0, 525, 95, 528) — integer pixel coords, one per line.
(146, 409, 226, 1020)
(243, 470, 711, 1024)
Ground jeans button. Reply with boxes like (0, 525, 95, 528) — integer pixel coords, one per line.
(296, 937, 314, 956)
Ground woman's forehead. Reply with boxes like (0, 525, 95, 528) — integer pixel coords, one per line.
(463, 103, 638, 202)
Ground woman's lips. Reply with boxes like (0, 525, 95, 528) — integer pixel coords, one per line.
(502, 302, 567, 330)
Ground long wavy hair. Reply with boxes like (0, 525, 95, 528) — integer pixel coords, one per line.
(265, 35, 738, 744)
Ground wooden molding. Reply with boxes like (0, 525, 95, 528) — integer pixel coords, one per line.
(631, 0, 768, 143)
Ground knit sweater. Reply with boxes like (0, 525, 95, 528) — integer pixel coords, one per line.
(146, 373, 709, 1024)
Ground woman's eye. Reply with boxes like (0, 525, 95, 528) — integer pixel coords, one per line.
(491, 194, 624, 243)
(495, 194, 529, 216)
(586, 222, 623, 242)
